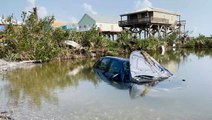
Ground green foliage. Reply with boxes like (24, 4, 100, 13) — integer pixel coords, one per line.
(1, 10, 212, 61)
(116, 31, 165, 51)
(52, 28, 70, 47)
(105, 41, 119, 51)
(165, 32, 178, 46)
(183, 34, 212, 48)
(117, 31, 131, 44)
(116, 31, 138, 52)
(137, 37, 163, 50)
(68, 27, 110, 50)
(81, 27, 108, 48)
(0, 11, 69, 61)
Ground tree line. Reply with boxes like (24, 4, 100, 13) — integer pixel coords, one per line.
(0, 11, 212, 61)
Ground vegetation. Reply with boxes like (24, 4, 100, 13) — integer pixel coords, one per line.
(0, 12, 72, 61)
(0, 10, 212, 61)
(0, 11, 113, 61)
(182, 34, 212, 48)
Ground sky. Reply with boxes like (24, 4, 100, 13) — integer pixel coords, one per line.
(0, 0, 211, 36)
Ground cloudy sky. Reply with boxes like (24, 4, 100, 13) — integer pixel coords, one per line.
(0, 0, 211, 36)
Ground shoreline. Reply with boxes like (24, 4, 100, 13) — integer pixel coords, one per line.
(0, 59, 41, 75)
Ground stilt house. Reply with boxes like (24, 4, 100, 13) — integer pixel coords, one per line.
(119, 7, 186, 38)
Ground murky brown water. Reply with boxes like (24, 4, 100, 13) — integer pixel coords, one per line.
(1, 49, 212, 120)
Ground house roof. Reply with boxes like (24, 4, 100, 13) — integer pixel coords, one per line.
(121, 7, 180, 16)
(82, 13, 119, 24)
(52, 21, 75, 27)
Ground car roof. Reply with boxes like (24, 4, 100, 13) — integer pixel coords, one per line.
(101, 56, 129, 62)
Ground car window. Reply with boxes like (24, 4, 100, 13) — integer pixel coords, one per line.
(108, 60, 121, 73)
(123, 61, 130, 72)
(122, 61, 130, 81)
(95, 58, 111, 71)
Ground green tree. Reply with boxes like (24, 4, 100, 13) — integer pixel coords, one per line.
(0, 11, 69, 61)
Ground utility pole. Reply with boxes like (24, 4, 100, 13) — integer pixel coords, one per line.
(33, 7, 38, 21)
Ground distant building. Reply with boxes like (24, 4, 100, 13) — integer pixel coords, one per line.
(52, 21, 77, 30)
(0, 24, 5, 31)
(119, 7, 186, 38)
(0, 21, 5, 42)
(0, 20, 5, 31)
(78, 13, 122, 40)
(0, 20, 22, 32)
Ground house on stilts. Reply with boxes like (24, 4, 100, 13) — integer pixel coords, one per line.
(119, 7, 186, 38)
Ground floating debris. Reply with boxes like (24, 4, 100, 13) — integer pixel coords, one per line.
(64, 40, 82, 49)
(0, 111, 13, 120)
(0, 59, 38, 75)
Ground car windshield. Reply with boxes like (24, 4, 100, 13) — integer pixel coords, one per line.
(94, 58, 111, 71)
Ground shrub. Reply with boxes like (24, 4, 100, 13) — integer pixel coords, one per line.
(0, 11, 67, 61)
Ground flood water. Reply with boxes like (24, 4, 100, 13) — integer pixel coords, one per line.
(1, 49, 212, 120)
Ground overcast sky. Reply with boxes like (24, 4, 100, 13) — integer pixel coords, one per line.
(0, 0, 211, 36)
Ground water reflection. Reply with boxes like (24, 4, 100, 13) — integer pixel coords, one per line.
(0, 49, 212, 120)
(3, 49, 212, 108)
(150, 48, 212, 64)
(3, 59, 98, 108)
(93, 68, 170, 99)
(148, 48, 212, 73)
(129, 82, 158, 99)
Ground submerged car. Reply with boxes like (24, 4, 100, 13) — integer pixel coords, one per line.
(93, 51, 173, 83)
(93, 56, 131, 82)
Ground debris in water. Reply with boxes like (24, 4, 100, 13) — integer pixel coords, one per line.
(0, 111, 13, 120)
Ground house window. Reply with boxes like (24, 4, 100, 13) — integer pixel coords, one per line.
(79, 26, 81, 28)
(84, 25, 86, 28)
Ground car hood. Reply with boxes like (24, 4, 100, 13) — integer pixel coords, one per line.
(130, 51, 173, 80)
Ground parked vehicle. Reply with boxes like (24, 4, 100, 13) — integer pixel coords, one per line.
(93, 51, 173, 83)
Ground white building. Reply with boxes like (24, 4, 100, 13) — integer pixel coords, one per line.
(78, 13, 122, 40)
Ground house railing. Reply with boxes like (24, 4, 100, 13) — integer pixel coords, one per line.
(177, 20, 186, 26)
(119, 17, 170, 27)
